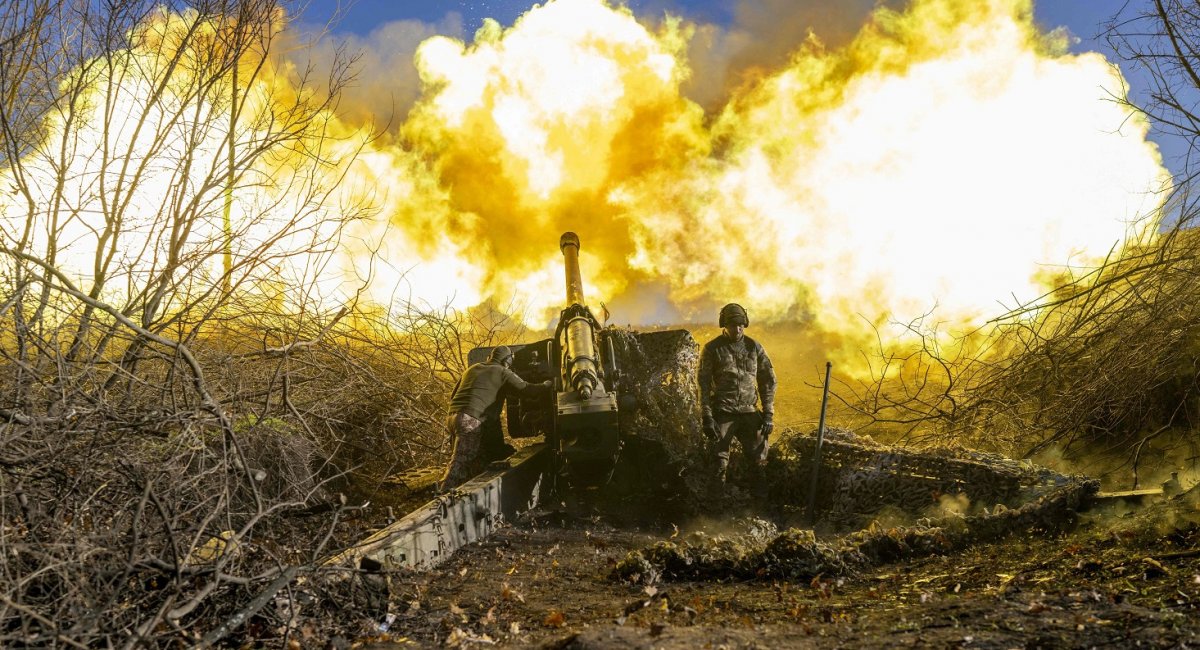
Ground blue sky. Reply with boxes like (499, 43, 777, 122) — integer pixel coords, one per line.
(301, 0, 737, 31)
(301, 1, 1123, 41)
(300, 1, 1127, 52)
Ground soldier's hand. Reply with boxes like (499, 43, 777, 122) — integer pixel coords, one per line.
(541, 379, 553, 388)
(760, 413, 774, 439)
(702, 415, 717, 441)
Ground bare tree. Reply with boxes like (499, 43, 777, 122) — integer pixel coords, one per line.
(1107, 0, 1200, 185)
(0, 0, 403, 645)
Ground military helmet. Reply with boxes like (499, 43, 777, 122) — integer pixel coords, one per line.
(718, 303, 749, 328)
(488, 345, 513, 363)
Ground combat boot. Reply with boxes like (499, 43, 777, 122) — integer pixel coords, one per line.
(709, 460, 728, 500)
(750, 462, 769, 500)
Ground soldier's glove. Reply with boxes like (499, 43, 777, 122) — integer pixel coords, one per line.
(760, 413, 774, 439)
(702, 415, 718, 441)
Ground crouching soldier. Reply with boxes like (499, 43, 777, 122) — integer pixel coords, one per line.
(440, 346, 552, 491)
(698, 303, 777, 499)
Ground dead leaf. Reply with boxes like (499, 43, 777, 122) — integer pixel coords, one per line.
(1142, 557, 1170, 578)
(446, 628, 467, 648)
(643, 585, 658, 597)
(996, 573, 1018, 591)
(810, 576, 832, 599)
(446, 628, 494, 648)
(449, 603, 466, 615)
(501, 583, 524, 603)
(544, 610, 566, 628)
(184, 530, 239, 566)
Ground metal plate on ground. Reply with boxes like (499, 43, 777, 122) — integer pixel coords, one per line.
(326, 444, 549, 572)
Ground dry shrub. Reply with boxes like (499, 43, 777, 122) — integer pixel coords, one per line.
(836, 2, 1200, 485)
(846, 206, 1200, 485)
(0, 0, 498, 642)
(0, 275, 530, 645)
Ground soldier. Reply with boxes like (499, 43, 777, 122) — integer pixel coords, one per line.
(440, 345, 552, 491)
(698, 303, 777, 498)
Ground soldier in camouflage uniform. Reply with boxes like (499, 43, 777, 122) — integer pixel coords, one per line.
(698, 303, 777, 497)
(440, 346, 552, 491)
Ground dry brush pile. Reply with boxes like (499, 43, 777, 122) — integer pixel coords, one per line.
(614, 433, 1100, 585)
(0, 1, 506, 645)
(0, 297, 502, 646)
(843, 201, 1200, 485)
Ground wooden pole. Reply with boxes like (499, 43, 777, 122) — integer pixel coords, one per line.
(806, 361, 832, 523)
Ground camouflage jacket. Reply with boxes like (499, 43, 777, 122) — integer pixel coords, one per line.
(448, 361, 547, 419)
(698, 334, 776, 419)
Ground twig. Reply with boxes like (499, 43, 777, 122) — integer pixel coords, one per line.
(196, 566, 300, 649)
(240, 306, 350, 359)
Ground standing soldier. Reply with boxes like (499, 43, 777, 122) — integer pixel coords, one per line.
(441, 346, 552, 491)
(698, 303, 777, 498)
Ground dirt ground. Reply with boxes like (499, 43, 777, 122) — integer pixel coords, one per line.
(337, 495, 1200, 650)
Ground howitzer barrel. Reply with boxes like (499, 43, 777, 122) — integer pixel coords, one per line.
(559, 232, 600, 399)
(560, 232, 585, 305)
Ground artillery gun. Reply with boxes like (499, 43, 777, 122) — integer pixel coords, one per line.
(329, 234, 699, 573)
(469, 232, 697, 493)
(332, 239, 1128, 575)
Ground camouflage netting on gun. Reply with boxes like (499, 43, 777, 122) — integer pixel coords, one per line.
(605, 328, 703, 466)
(765, 428, 1077, 529)
(612, 477, 1100, 584)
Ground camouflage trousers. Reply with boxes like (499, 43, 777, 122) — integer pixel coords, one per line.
(713, 411, 769, 497)
(440, 412, 483, 491)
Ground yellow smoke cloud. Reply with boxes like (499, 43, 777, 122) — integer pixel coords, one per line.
(2, 0, 1172, 354)
(616, 0, 1170, 332)
(365, 0, 706, 328)
(348, 0, 1167, 339)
